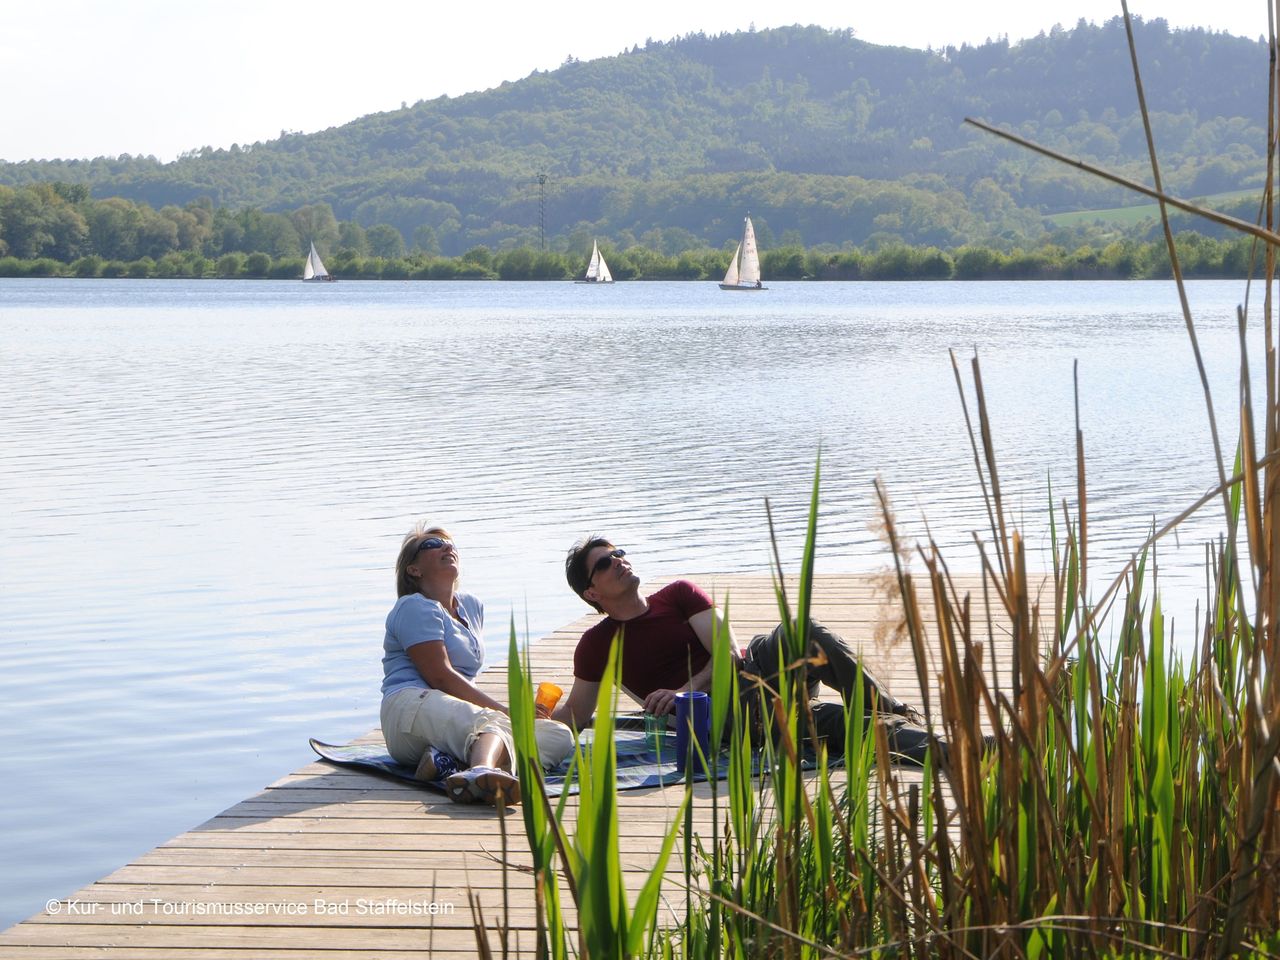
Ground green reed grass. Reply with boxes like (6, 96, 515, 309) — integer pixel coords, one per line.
(490, 420, 1275, 958)
(500, 630, 687, 960)
(477, 6, 1278, 954)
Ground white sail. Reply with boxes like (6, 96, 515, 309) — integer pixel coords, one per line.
(303, 242, 330, 281)
(580, 240, 614, 283)
(719, 216, 765, 290)
(722, 241, 742, 286)
(739, 217, 761, 285)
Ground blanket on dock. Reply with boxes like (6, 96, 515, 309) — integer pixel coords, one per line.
(310, 718, 781, 796)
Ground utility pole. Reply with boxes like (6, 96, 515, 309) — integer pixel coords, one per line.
(536, 172, 547, 250)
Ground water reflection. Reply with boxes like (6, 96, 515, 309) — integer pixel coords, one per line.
(0, 277, 1263, 927)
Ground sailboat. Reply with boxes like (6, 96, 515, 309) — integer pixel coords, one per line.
(719, 215, 766, 291)
(302, 241, 336, 282)
(575, 240, 614, 284)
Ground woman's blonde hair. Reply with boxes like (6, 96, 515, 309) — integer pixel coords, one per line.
(395, 522, 455, 597)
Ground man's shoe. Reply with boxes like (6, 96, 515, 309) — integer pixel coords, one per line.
(883, 717, 936, 766)
(894, 704, 927, 726)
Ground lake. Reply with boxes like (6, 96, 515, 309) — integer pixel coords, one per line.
(0, 277, 1260, 928)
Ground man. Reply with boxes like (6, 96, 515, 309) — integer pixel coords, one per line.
(551, 535, 938, 764)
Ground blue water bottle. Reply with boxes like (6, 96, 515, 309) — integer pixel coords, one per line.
(674, 691, 711, 775)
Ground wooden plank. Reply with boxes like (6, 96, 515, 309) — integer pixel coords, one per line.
(2, 572, 1026, 957)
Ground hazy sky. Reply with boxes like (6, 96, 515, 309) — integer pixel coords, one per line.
(1, 0, 1268, 163)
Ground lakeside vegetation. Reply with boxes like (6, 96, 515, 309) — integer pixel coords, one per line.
(496, 432, 1280, 956)
(0, 233, 1261, 281)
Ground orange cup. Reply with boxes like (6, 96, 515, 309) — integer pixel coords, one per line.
(535, 681, 563, 712)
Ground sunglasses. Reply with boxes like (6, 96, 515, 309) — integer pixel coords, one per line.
(587, 548, 626, 584)
(413, 536, 454, 556)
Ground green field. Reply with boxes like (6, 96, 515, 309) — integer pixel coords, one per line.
(1047, 187, 1261, 227)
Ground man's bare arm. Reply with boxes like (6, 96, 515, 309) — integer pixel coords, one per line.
(641, 606, 742, 715)
(551, 677, 600, 729)
(686, 606, 742, 659)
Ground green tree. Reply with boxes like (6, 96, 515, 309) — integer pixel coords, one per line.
(0, 188, 55, 258)
(243, 251, 272, 277)
(137, 207, 180, 259)
(460, 246, 494, 267)
(87, 198, 142, 260)
(238, 209, 301, 258)
(159, 205, 210, 252)
(497, 247, 535, 279)
(207, 207, 244, 256)
(72, 255, 103, 277)
(337, 221, 369, 256)
(366, 223, 406, 258)
(47, 204, 89, 261)
(290, 203, 340, 254)
(763, 244, 806, 279)
(953, 246, 1004, 279)
(216, 252, 245, 277)
(126, 257, 155, 278)
(411, 224, 440, 255)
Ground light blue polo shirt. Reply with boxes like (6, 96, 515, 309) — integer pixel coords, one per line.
(381, 592, 485, 696)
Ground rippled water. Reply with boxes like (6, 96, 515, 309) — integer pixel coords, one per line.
(0, 277, 1262, 927)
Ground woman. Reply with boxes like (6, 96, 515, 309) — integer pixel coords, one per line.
(380, 523, 575, 806)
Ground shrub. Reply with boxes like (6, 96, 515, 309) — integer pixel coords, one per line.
(72, 255, 104, 278)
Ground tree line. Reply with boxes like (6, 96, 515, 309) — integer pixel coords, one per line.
(0, 232, 1261, 281)
(2, 180, 1263, 281)
(0, 182, 413, 264)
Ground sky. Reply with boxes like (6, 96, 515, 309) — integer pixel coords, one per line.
(0, 0, 1269, 163)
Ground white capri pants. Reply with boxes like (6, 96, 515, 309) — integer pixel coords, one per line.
(381, 686, 575, 771)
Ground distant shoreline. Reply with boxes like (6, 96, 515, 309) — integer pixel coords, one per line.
(0, 275, 1242, 282)
(0, 234, 1259, 285)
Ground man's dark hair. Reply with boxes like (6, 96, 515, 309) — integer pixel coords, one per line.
(565, 534, 613, 613)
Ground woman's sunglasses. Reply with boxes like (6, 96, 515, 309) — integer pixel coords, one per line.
(413, 536, 454, 556)
(587, 548, 626, 583)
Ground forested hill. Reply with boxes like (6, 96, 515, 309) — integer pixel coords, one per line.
(0, 18, 1268, 253)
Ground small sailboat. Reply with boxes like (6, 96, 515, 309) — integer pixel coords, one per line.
(302, 241, 336, 282)
(719, 216, 766, 291)
(575, 240, 614, 283)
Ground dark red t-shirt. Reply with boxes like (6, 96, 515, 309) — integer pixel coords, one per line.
(573, 580, 715, 700)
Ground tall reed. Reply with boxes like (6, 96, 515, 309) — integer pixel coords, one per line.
(482, 5, 1278, 954)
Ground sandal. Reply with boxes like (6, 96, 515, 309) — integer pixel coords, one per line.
(444, 766, 521, 806)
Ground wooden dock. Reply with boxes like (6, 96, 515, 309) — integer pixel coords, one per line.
(1, 572, 1036, 958)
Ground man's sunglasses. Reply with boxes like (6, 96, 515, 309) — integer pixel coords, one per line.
(587, 548, 626, 583)
(413, 536, 454, 556)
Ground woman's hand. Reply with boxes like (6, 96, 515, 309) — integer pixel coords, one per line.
(535, 702, 552, 720)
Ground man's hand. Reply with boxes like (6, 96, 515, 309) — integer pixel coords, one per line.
(535, 702, 552, 720)
(643, 688, 684, 716)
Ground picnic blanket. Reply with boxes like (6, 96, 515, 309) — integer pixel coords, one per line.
(310, 716, 753, 797)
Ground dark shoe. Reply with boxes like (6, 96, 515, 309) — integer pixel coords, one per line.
(893, 704, 926, 726)
(883, 718, 937, 766)
(903, 731, 1000, 767)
